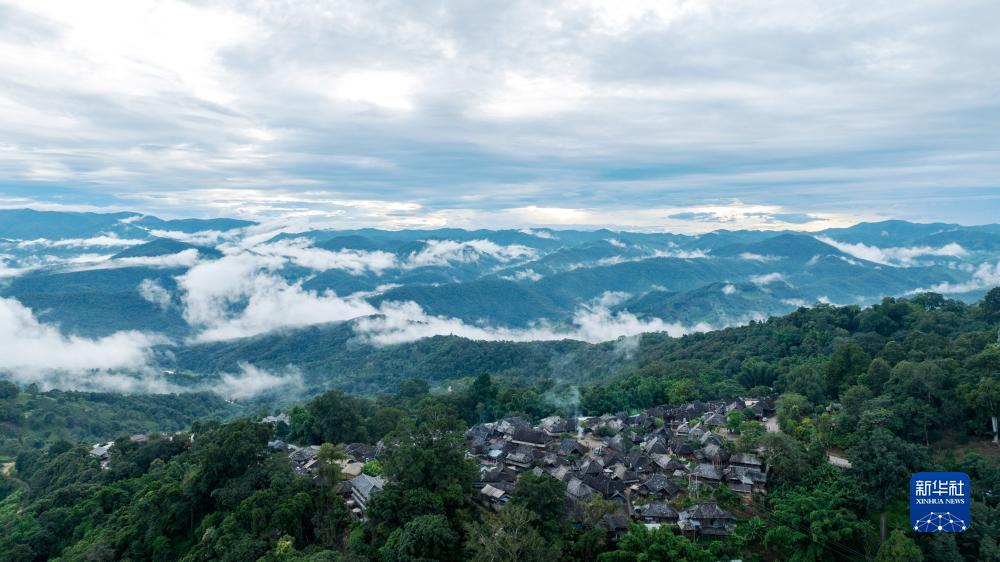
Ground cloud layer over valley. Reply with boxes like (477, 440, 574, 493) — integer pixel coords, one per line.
(1, 210, 998, 395)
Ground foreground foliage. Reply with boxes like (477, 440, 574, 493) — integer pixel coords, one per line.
(1, 290, 999, 561)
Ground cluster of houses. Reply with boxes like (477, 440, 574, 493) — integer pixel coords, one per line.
(466, 396, 775, 538)
(266, 437, 386, 520)
(88, 395, 776, 540)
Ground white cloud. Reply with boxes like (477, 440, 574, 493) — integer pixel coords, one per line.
(750, 272, 786, 286)
(815, 236, 969, 266)
(404, 239, 537, 269)
(518, 228, 556, 240)
(503, 268, 543, 282)
(0, 297, 161, 388)
(592, 248, 708, 268)
(169, 236, 551, 342)
(0, 2, 996, 228)
(16, 234, 147, 249)
(656, 249, 708, 259)
(138, 279, 173, 310)
(478, 72, 591, 118)
(2, 0, 257, 105)
(722, 283, 737, 295)
(0, 256, 33, 278)
(739, 252, 780, 263)
(334, 70, 418, 111)
(113, 249, 202, 269)
(210, 362, 303, 400)
(353, 292, 712, 346)
(912, 262, 1000, 294)
(571, 303, 712, 342)
(149, 229, 231, 246)
(256, 238, 397, 275)
(177, 252, 377, 342)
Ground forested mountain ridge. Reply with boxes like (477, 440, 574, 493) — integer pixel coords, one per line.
(0, 387, 238, 462)
(5, 209, 997, 399)
(1, 210, 993, 340)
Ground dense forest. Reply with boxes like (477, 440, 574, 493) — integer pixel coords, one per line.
(1, 290, 998, 561)
(0, 388, 238, 463)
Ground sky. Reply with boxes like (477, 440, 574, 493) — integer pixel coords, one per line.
(1, 0, 999, 233)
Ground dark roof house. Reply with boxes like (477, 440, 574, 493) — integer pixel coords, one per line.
(679, 502, 737, 536)
(634, 502, 679, 524)
(638, 473, 680, 499)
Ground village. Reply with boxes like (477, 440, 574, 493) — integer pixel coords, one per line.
(462, 396, 775, 540)
(89, 396, 777, 542)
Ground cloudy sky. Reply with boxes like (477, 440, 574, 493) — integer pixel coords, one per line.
(1, 0, 998, 232)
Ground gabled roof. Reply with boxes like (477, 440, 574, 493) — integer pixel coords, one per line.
(479, 465, 517, 483)
(669, 439, 694, 456)
(498, 416, 532, 435)
(511, 428, 551, 446)
(602, 452, 626, 467)
(635, 502, 678, 519)
(642, 436, 668, 455)
(467, 423, 496, 440)
(700, 443, 730, 463)
(566, 477, 596, 501)
(693, 464, 723, 481)
(345, 442, 376, 462)
(612, 464, 639, 482)
(703, 413, 726, 426)
(581, 459, 604, 475)
(583, 474, 627, 498)
(539, 416, 575, 434)
(288, 445, 321, 464)
(601, 513, 630, 531)
(641, 473, 680, 496)
(349, 474, 385, 500)
(506, 450, 533, 465)
(626, 450, 652, 469)
(645, 405, 670, 418)
(730, 452, 762, 466)
(699, 431, 723, 446)
(650, 453, 685, 471)
(550, 465, 574, 481)
(89, 442, 113, 458)
(605, 435, 626, 452)
(557, 438, 586, 456)
(481, 484, 507, 499)
(682, 502, 736, 521)
(688, 424, 707, 441)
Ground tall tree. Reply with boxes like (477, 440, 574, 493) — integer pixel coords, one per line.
(825, 342, 871, 395)
(966, 376, 1000, 444)
(465, 506, 551, 562)
(848, 427, 925, 542)
(764, 481, 868, 562)
(981, 286, 1000, 320)
(875, 530, 922, 562)
(383, 514, 460, 562)
(509, 471, 567, 539)
(597, 524, 711, 562)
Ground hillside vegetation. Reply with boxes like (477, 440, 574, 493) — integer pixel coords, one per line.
(1, 290, 998, 561)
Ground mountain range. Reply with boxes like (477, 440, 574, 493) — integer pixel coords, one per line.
(1, 208, 997, 397)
